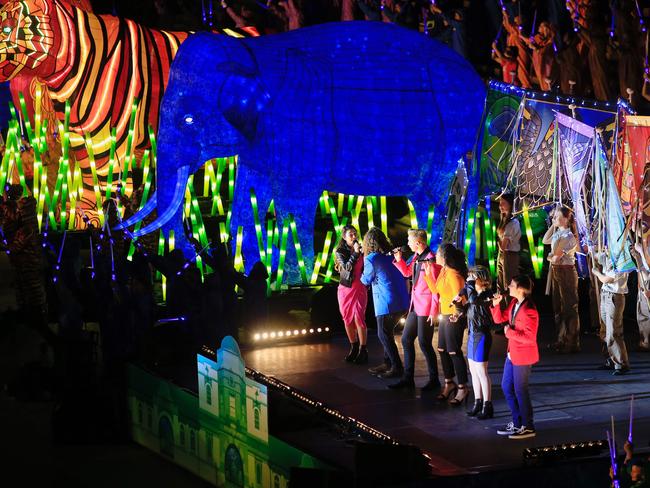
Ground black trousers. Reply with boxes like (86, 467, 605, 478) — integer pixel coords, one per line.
(437, 314, 468, 384)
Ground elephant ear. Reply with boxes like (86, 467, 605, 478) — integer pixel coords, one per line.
(263, 48, 333, 181)
(217, 63, 271, 141)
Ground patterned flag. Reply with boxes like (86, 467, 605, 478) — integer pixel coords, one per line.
(614, 115, 650, 265)
(596, 136, 636, 272)
(556, 112, 594, 239)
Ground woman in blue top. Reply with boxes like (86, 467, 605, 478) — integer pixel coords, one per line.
(360, 227, 410, 379)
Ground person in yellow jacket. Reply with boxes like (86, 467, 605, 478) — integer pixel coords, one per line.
(423, 243, 468, 405)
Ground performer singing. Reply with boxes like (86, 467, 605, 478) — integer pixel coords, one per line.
(335, 225, 369, 364)
(423, 244, 468, 405)
(491, 275, 539, 439)
(390, 229, 441, 391)
(453, 266, 495, 419)
(361, 227, 410, 379)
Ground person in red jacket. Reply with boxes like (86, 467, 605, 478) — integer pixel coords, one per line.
(490, 275, 539, 440)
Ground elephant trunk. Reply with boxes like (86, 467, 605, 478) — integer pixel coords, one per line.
(132, 165, 191, 238)
(114, 194, 158, 230)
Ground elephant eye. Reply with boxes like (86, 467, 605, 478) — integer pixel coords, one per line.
(183, 114, 195, 125)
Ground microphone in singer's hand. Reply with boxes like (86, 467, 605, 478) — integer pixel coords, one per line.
(389, 245, 409, 255)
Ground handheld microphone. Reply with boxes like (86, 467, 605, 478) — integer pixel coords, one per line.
(388, 245, 409, 255)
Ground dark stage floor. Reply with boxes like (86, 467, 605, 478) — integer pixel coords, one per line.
(243, 325, 650, 478)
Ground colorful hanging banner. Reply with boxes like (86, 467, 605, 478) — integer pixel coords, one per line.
(614, 115, 650, 265)
(597, 136, 636, 272)
(556, 112, 594, 239)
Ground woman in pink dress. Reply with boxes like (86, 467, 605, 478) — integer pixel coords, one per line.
(335, 225, 369, 364)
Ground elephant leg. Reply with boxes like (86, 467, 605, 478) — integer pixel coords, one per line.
(230, 164, 273, 274)
(273, 192, 318, 286)
(162, 212, 193, 257)
(408, 191, 441, 249)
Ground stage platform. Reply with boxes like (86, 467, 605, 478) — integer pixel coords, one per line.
(242, 321, 650, 480)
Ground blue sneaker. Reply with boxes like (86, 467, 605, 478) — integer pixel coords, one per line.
(496, 422, 518, 436)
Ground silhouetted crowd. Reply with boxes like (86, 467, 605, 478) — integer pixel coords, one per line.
(0, 183, 267, 410)
(102, 0, 650, 109)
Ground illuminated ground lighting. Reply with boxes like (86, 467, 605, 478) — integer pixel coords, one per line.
(399, 317, 406, 324)
(250, 327, 333, 342)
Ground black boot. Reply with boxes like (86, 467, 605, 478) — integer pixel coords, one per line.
(353, 345, 368, 364)
(477, 401, 493, 420)
(467, 399, 483, 417)
(345, 342, 359, 362)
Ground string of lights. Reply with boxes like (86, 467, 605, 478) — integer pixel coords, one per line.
(244, 365, 401, 444)
(199, 345, 409, 446)
(489, 80, 636, 114)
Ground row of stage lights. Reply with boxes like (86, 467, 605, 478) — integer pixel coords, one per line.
(523, 440, 607, 462)
(252, 327, 330, 342)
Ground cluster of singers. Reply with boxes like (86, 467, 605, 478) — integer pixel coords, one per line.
(333, 192, 650, 440)
(334, 194, 539, 440)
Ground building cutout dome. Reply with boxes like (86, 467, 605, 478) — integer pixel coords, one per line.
(220, 335, 241, 357)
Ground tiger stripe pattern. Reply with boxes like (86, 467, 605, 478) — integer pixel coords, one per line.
(0, 0, 256, 226)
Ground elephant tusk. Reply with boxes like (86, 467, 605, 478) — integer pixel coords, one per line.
(132, 165, 191, 238)
(113, 192, 158, 230)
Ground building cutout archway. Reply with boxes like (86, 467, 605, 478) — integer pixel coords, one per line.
(225, 444, 244, 486)
(158, 415, 174, 458)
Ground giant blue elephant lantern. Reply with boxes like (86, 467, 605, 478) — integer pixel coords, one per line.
(117, 21, 486, 281)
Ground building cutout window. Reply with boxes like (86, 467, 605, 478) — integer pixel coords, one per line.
(273, 474, 280, 488)
(138, 401, 143, 424)
(229, 396, 236, 418)
(147, 407, 153, 429)
(206, 383, 212, 405)
(180, 425, 185, 446)
(190, 430, 196, 452)
(255, 461, 262, 483)
(254, 407, 260, 430)
(206, 433, 213, 460)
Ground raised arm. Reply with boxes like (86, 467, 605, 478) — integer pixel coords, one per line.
(393, 254, 413, 278)
(423, 262, 439, 294)
(542, 225, 555, 245)
(336, 248, 361, 275)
